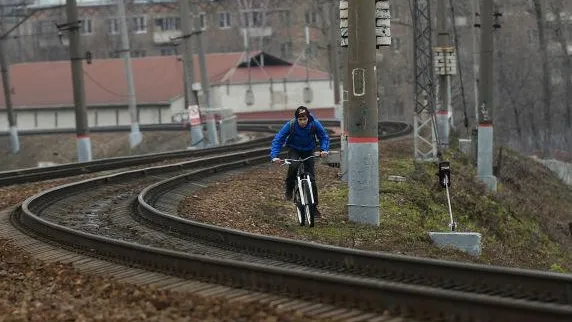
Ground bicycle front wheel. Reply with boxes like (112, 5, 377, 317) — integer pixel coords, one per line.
(302, 182, 314, 227)
(293, 186, 305, 226)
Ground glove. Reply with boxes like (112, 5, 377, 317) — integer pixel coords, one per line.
(271, 157, 281, 164)
(320, 151, 329, 158)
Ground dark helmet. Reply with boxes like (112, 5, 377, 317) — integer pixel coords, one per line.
(295, 105, 310, 118)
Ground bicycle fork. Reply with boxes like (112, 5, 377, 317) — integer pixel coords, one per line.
(297, 175, 315, 205)
(296, 176, 306, 206)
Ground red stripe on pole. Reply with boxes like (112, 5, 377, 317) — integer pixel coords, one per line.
(478, 123, 493, 127)
(348, 137, 378, 143)
(77, 134, 89, 139)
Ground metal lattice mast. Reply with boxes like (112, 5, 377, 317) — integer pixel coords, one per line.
(413, 0, 438, 162)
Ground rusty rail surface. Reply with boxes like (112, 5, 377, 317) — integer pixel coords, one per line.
(19, 121, 572, 320)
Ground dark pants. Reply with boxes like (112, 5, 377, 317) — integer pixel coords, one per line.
(285, 149, 319, 205)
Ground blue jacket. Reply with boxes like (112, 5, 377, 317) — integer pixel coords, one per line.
(269, 113, 330, 159)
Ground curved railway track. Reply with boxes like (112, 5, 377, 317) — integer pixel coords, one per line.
(0, 121, 279, 187)
(7, 120, 572, 321)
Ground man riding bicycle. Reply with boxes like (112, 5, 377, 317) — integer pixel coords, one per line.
(270, 106, 330, 217)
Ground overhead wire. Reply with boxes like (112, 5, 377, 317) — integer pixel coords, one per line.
(449, 0, 470, 135)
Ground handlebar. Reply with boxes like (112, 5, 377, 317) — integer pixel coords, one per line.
(277, 151, 325, 165)
(281, 155, 316, 165)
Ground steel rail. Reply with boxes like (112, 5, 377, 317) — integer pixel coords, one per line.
(13, 119, 572, 320)
(0, 119, 382, 187)
(15, 145, 572, 322)
(139, 161, 572, 306)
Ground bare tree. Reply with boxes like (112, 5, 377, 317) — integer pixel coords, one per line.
(532, 0, 553, 157)
(549, 0, 572, 130)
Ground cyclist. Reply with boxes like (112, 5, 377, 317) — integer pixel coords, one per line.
(270, 106, 330, 217)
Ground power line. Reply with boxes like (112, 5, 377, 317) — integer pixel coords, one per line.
(449, 0, 469, 133)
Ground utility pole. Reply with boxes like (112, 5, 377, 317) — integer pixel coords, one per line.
(471, 0, 480, 164)
(117, 0, 142, 149)
(435, 0, 452, 151)
(179, 0, 204, 148)
(66, 0, 92, 162)
(477, 0, 497, 191)
(347, 0, 379, 226)
(330, 4, 341, 112)
(0, 24, 19, 154)
(192, 3, 218, 147)
(329, 2, 343, 178)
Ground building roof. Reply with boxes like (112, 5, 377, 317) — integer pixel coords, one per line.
(0, 51, 330, 109)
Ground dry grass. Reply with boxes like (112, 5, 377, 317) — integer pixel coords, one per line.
(179, 137, 572, 272)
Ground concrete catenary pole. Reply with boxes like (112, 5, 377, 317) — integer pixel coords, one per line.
(117, 0, 142, 149)
(192, 3, 218, 146)
(340, 0, 350, 183)
(477, 0, 497, 191)
(0, 37, 19, 154)
(436, 0, 451, 150)
(340, 47, 350, 183)
(471, 0, 480, 164)
(66, 0, 92, 162)
(0, 3, 19, 154)
(329, 2, 343, 177)
(180, 0, 204, 148)
(347, 0, 379, 226)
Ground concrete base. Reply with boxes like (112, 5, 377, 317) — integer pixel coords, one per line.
(129, 122, 143, 148)
(347, 142, 380, 226)
(206, 118, 219, 147)
(478, 175, 498, 192)
(428, 231, 482, 256)
(458, 139, 472, 156)
(341, 134, 348, 182)
(190, 124, 205, 148)
(76, 136, 92, 162)
(9, 126, 20, 154)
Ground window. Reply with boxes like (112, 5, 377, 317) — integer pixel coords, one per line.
(36, 20, 56, 34)
(80, 19, 92, 35)
(107, 18, 119, 34)
(131, 16, 146, 33)
(393, 37, 401, 51)
(280, 41, 292, 58)
(242, 10, 263, 27)
(280, 10, 291, 26)
(132, 50, 146, 58)
(455, 16, 467, 27)
(307, 41, 318, 58)
(305, 11, 317, 25)
(196, 12, 207, 30)
(160, 47, 177, 56)
(272, 91, 285, 105)
(218, 11, 231, 28)
(155, 17, 180, 31)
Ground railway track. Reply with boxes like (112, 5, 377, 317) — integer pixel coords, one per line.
(0, 119, 364, 187)
(8, 120, 572, 321)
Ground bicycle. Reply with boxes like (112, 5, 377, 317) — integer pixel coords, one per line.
(280, 153, 319, 227)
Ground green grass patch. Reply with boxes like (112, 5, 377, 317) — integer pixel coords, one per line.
(254, 139, 572, 272)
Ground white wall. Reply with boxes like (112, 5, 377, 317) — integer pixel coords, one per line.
(0, 105, 171, 131)
(214, 80, 339, 112)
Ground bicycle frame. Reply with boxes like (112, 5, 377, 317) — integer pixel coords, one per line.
(283, 156, 315, 206)
(281, 155, 317, 227)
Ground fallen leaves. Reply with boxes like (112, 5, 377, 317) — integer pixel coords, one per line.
(0, 238, 327, 321)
